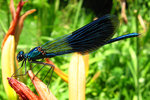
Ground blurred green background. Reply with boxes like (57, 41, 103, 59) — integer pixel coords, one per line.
(0, 0, 150, 100)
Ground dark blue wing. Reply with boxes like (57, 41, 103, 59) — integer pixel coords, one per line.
(67, 15, 118, 53)
(41, 15, 119, 56)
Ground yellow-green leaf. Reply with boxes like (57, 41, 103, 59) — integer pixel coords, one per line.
(69, 53, 86, 100)
(1, 35, 17, 100)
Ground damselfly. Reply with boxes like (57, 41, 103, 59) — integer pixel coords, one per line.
(14, 15, 139, 85)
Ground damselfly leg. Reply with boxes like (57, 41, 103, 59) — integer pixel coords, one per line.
(31, 60, 55, 87)
(11, 60, 27, 78)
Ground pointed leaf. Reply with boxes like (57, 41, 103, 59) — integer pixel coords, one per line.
(1, 35, 17, 100)
(28, 70, 57, 100)
(7, 77, 39, 100)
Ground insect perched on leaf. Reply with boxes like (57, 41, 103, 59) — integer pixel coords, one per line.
(14, 15, 139, 85)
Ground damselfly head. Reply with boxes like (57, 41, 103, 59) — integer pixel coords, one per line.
(17, 51, 24, 62)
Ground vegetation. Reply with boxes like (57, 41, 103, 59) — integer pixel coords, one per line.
(0, 0, 150, 99)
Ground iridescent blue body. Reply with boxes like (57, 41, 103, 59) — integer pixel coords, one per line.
(16, 15, 139, 81)
(17, 15, 139, 62)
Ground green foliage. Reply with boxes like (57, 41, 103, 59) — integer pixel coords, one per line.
(0, 0, 150, 100)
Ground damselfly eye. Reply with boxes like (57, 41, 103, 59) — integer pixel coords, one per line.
(17, 51, 24, 62)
